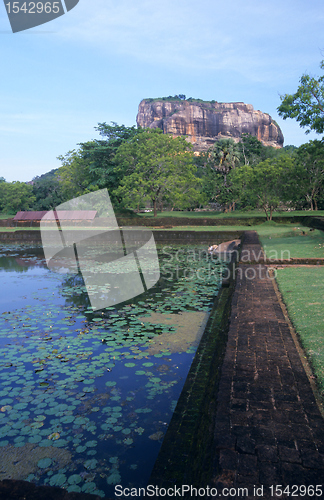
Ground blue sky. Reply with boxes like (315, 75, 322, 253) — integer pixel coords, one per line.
(1, 0, 323, 182)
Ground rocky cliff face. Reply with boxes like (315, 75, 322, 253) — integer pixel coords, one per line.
(136, 99, 284, 150)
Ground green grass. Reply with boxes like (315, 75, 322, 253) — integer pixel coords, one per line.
(0, 227, 41, 232)
(137, 209, 324, 219)
(137, 209, 266, 218)
(0, 214, 14, 220)
(147, 225, 251, 231)
(276, 268, 324, 397)
(257, 222, 324, 259)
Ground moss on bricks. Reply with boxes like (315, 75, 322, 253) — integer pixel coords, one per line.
(149, 261, 236, 491)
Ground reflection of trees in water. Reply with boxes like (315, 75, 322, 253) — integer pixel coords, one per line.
(0, 246, 45, 272)
(59, 273, 91, 309)
(0, 255, 46, 272)
(0, 257, 30, 272)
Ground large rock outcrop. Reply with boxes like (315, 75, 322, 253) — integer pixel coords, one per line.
(136, 98, 284, 150)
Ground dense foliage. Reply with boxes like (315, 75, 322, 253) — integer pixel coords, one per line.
(114, 129, 203, 216)
(278, 60, 324, 135)
(0, 180, 35, 214)
(31, 169, 65, 210)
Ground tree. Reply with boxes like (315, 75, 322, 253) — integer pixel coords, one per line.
(278, 60, 324, 134)
(114, 129, 203, 216)
(230, 156, 296, 220)
(56, 149, 98, 200)
(0, 181, 36, 214)
(56, 123, 139, 206)
(80, 122, 139, 197)
(294, 140, 324, 210)
(237, 133, 280, 166)
(206, 139, 241, 211)
(32, 170, 65, 210)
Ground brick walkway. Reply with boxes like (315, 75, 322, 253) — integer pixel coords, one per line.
(211, 232, 324, 499)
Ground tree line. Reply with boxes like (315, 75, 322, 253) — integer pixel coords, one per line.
(1, 60, 324, 219)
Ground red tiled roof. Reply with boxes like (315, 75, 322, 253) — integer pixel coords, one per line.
(14, 210, 98, 221)
(13, 211, 47, 221)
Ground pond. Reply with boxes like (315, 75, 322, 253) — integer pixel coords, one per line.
(0, 241, 225, 498)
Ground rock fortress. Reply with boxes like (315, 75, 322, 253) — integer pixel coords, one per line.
(136, 97, 284, 152)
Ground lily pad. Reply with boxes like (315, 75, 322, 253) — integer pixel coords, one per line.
(38, 457, 52, 469)
(85, 440, 97, 447)
(75, 445, 86, 453)
(107, 471, 121, 485)
(84, 458, 98, 470)
(49, 473, 66, 487)
(68, 474, 82, 485)
(82, 482, 97, 494)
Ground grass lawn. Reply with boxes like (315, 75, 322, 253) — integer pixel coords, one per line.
(0, 214, 14, 220)
(0, 227, 41, 232)
(138, 209, 266, 218)
(149, 225, 251, 231)
(257, 222, 324, 259)
(137, 209, 324, 219)
(276, 268, 324, 398)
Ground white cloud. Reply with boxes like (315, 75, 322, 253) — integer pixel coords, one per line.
(55, 0, 324, 82)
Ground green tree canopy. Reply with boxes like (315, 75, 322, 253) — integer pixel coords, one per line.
(114, 129, 203, 216)
(294, 139, 324, 210)
(32, 169, 64, 210)
(230, 155, 296, 220)
(204, 139, 241, 211)
(56, 149, 98, 200)
(79, 122, 139, 197)
(278, 60, 324, 134)
(237, 134, 281, 165)
(0, 181, 36, 214)
(56, 122, 139, 207)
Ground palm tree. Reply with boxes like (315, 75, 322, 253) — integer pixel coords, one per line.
(208, 139, 241, 211)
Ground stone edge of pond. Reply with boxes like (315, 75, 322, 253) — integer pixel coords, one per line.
(2, 214, 324, 229)
(148, 252, 239, 489)
(0, 229, 244, 243)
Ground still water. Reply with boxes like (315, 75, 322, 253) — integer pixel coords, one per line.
(0, 242, 224, 498)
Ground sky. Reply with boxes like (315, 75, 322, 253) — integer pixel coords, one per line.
(1, 0, 323, 182)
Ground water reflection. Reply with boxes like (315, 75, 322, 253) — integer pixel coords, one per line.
(0, 244, 46, 273)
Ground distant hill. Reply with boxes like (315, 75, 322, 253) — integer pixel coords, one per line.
(31, 168, 59, 184)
